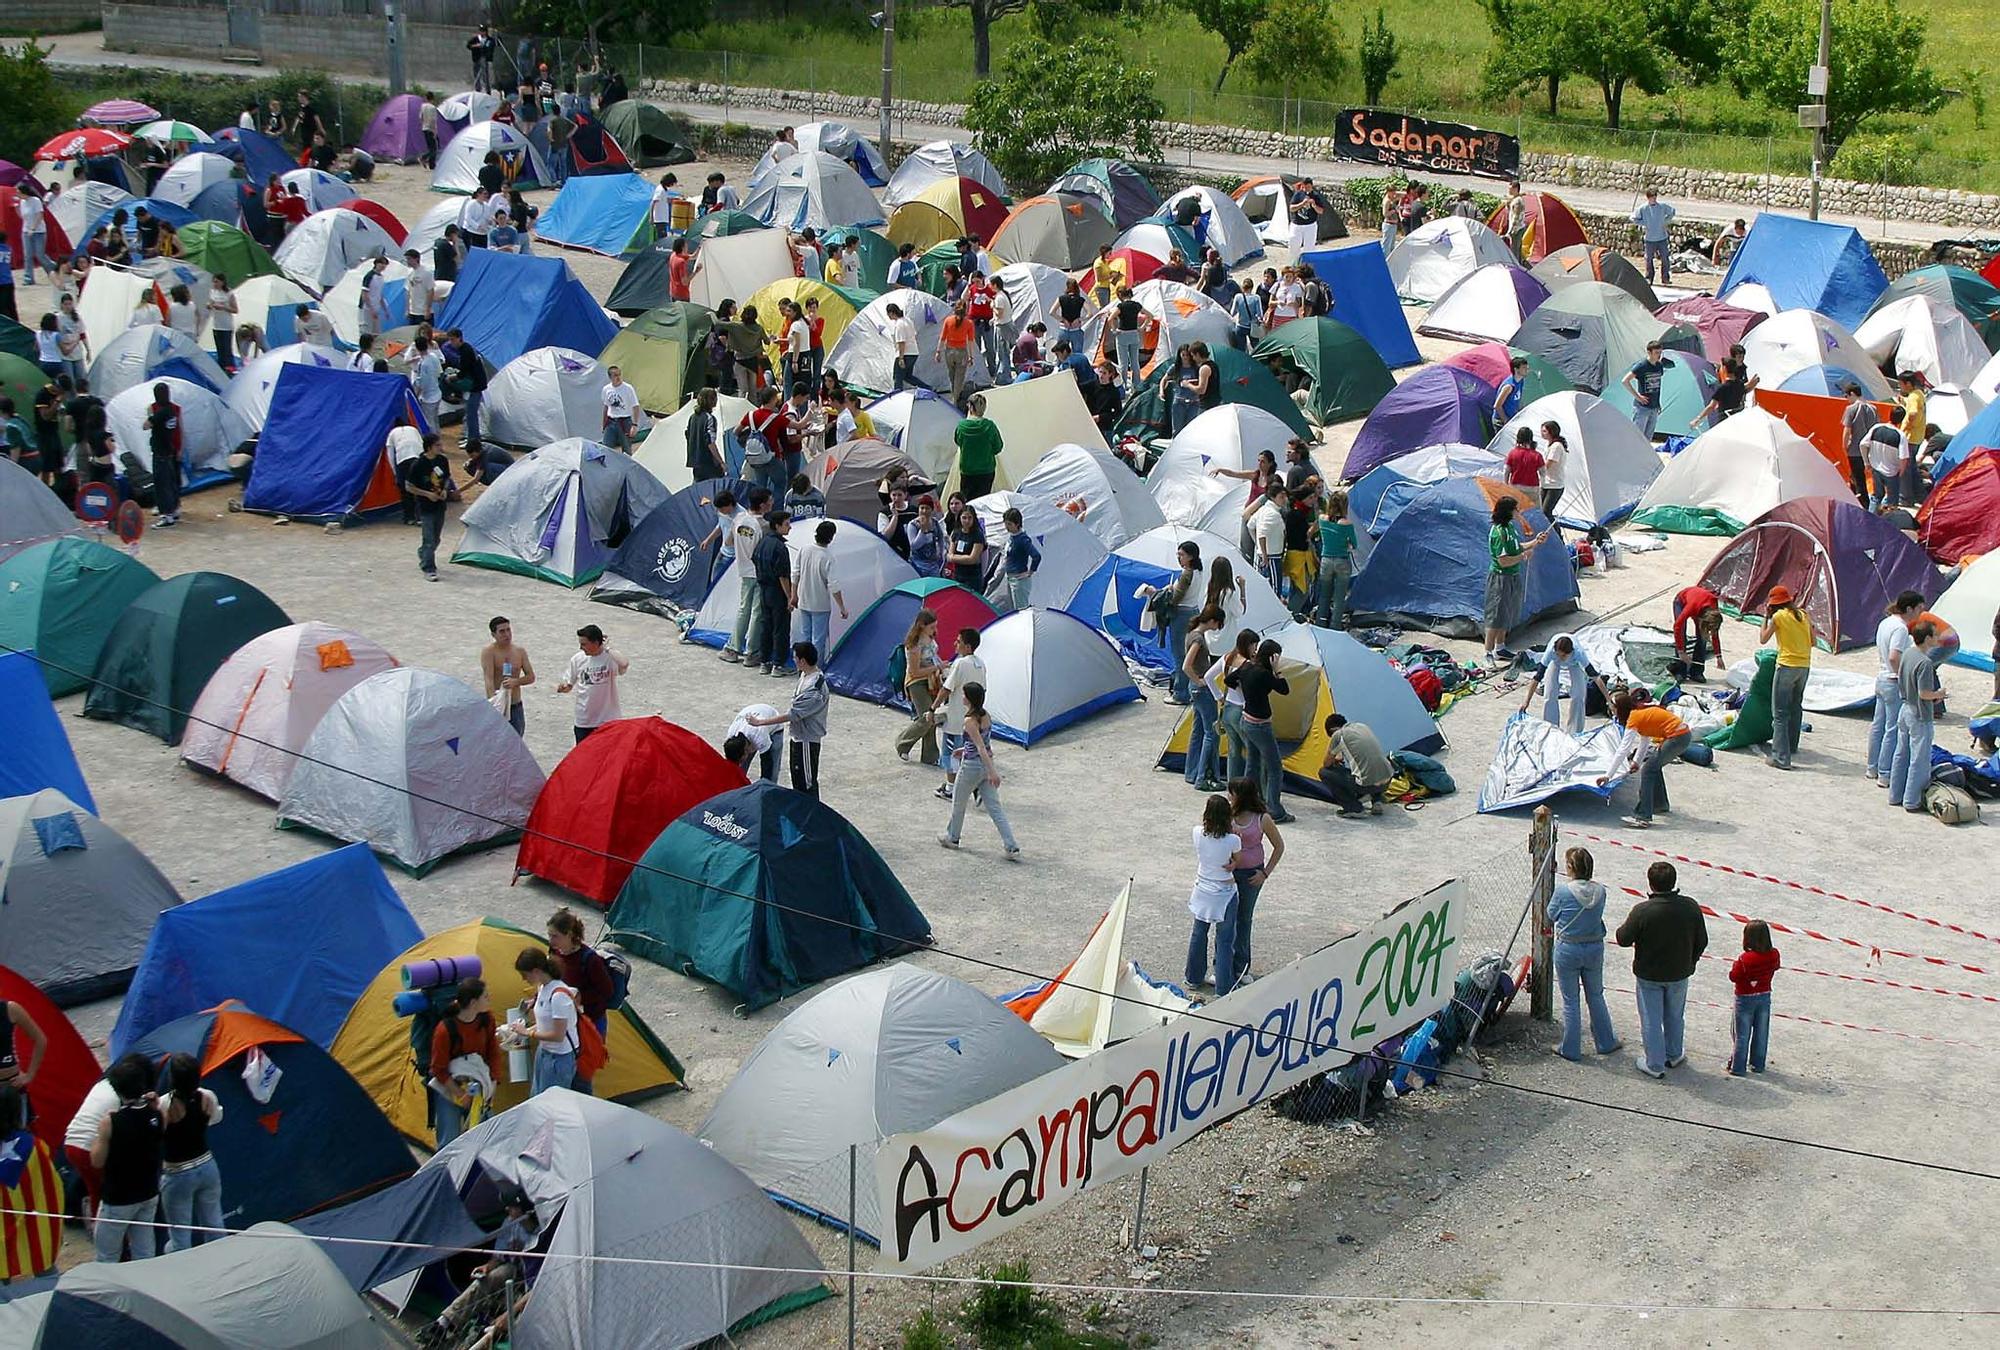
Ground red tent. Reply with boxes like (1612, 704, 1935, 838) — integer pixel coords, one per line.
(336, 198, 406, 245)
(1918, 448, 2000, 566)
(0, 964, 100, 1158)
(1983, 251, 2000, 289)
(1655, 296, 1766, 363)
(0, 185, 73, 263)
(1484, 190, 1588, 262)
(515, 716, 747, 905)
(1101, 245, 1162, 288)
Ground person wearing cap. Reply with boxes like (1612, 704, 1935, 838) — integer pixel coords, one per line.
(1759, 586, 1814, 770)
(1620, 340, 1671, 441)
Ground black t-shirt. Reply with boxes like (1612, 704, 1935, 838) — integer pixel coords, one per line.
(949, 527, 984, 585)
(1197, 360, 1220, 408)
(1114, 298, 1143, 331)
(1155, 263, 1194, 284)
(101, 1101, 164, 1206)
(137, 218, 160, 252)
(1056, 293, 1086, 324)
(432, 237, 458, 283)
(399, 453, 450, 512)
(146, 401, 179, 453)
(1282, 503, 1312, 551)
(477, 163, 504, 194)
(65, 394, 106, 446)
(1713, 379, 1746, 416)
(1289, 189, 1322, 225)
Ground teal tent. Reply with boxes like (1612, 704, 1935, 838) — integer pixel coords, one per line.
(81, 571, 291, 744)
(0, 538, 160, 695)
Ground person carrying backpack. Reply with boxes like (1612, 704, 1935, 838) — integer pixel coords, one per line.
(509, 949, 584, 1097)
(426, 978, 502, 1146)
(547, 909, 621, 1095)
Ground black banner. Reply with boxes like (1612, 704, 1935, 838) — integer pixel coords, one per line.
(1333, 109, 1520, 180)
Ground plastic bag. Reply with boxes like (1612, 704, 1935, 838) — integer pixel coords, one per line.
(242, 1047, 282, 1104)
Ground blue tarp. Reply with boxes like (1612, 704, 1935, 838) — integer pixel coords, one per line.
(433, 248, 620, 369)
(535, 172, 655, 256)
(111, 844, 421, 1057)
(242, 364, 428, 519)
(0, 651, 95, 811)
(290, 1165, 483, 1293)
(1717, 213, 1889, 331)
(1297, 242, 1423, 367)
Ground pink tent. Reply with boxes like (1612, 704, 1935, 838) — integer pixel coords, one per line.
(360, 94, 428, 164)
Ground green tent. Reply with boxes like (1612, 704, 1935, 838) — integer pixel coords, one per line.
(1115, 345, 1312, 442)
(1505, 347, 1576, 402)
(598, 302, 713, 414)
(819, 225, 896, 292)
(916, 239, 966, 296)
(0, 317, 36, 365)
(692, 209, 768, 244)
(1253, 318, 1397, 425)
(0, 539, 161, 696)
(176, 221, 282, 287)
(0, 353, 45, 423)
(1869, 264, 2000, 350)
(601, 102, 697, 167)
(82, 570, 291, 745)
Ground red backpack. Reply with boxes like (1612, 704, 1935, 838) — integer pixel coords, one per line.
(1406, 666, 1443, 711)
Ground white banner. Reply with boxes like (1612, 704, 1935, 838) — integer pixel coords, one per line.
(876, 879, 1467, 1271)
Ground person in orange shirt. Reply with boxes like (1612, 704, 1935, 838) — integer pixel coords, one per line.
(1600, 689, 1692, 829)
(933, 299, 977, 405)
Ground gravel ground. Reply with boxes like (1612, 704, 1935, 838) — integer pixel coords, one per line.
(20, 159, 1999, 1345)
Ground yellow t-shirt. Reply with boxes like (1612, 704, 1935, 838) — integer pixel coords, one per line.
(1771, 608, 1812, 667)
(1091, 258, 1115, 291)
(1902, 389, 1927, 440)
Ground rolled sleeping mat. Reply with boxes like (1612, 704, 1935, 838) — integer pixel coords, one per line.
(403, 955, 481, 990)
(391, 989, 434, 1018)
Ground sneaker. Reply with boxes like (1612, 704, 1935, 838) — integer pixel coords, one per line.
(933, 783, 953, 801)
(1666, 1053, 1687, 1068)
(896, 747, 912, 762)
(155, 514, 179, 528)
(1598, 1040, 1624, 1055)
(425, 571, 440, 582)
(770, 665, 791, 677)
(1272, 811, 1297, 825)
(1336, 809, 1366, 819)
(719, 650, 742, 664)
(1632, 1056, 1665, 1080)
(1620, 815, 1652, 829)
(936, 835, 959, 850)
(1003, 846, 1023, 862)
(758, 664, 773, 676)
(1368, 801, 1384, 816)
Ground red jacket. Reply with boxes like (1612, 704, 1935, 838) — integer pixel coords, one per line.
(1672, 585, 1722, 658)
(1728, 947, 1781, 997)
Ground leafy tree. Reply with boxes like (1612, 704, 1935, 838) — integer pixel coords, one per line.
(1242, 0, 1345, 119)
(1358, 8, 1401, 106)
(0, 39, 78, 169)
(1477, 0, 1563, 116)
(1728, 0, 1942, 150)
(1480, 0, 1667, 127)
(1187, 0, 1264, 92)
(965, 35, 1163, 187)
(500, 0, 706, 49)
(1651, 0, 1746, 80)
(941, 0, 1032, 78)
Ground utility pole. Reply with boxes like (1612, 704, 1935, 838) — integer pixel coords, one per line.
(385, 2, 407, 97)
(1804, 0, 1831, 219)
(878, 0, 896, 158)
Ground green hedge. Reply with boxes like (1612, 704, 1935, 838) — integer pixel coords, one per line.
(53, 67, 387, 144)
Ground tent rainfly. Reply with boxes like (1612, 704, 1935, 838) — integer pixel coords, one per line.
(1388, 217, 1518, 302)
(0, 538, 159, 696)
(83, 570, 291, 744)
(1485, 390, 1662, 527)
(453, 438, 670, 587)
(1632, 405, 1852, 534)
(884, 139, 1005, 207)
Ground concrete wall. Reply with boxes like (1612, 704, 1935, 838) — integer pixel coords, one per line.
(4, 0, 100, 30)
(103, 3, 231, 57)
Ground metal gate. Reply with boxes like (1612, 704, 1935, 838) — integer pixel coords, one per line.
(227, 2, 261, 52)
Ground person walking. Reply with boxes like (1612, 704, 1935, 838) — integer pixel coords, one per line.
(1602, 689, 1692, 829)
(1110, 286, 1145, 395)
(1182, 607, 1227, 791)
(791, 519, 848, 657)
(893, 608, 947, 765)
(508, 950, 577, 1097)
(1483, 495, 1550, 664)
(427, 977, 500, 1147)
(600, 365, 640, 452)
(1725, 920, 1780, 1077)
(399, 433, 451, 580)
(480, 616, 536, 735)
(953, 393, 1002, 500)
(1223, 777, 1283, 987)
(555, 623, 627, 743)
(935, 627, 986, 799)
(1614, 861, 1708, 1079)
(1519, 634, 1610, 734)
(999, 507, 1041, 611)
(1548, 847, 1621, 1062)
(1887, 619, 1947, 812)
(418, 93, 440, 169)
(886, 303, 924, 391)
(1759, 586, 1813, 770)
(1224, 638, 1294, 824)
(937, 682, 1021, 858)
(1868, 591, 1926, 783)
(88, 1055, 164, 1263)
(1537, 420, 1568, 518)
(144, 383, 183, 528)
(156, 1054, 223, 1254)
(935, 299, 977, 404)
(1502, 180, 1528, 260)
(1183, 794, 1242, 993)
(1229, 278, 1264, 352)
(751, 511, 796, 676)
(15, 192, 49, 287)
(1630, 188, 1676, 286)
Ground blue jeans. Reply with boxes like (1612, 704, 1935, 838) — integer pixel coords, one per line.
(94, 1196, 159, 1262)
(1170, 391, 1200, 435)
(1312, 558, 1350, 629)
(1633, 976, 1688, 1074)
(1770, 664, 1807, 765)
(1730, 991, 1770, 1074)
(945, 765, 1017, 849)
(1887, 705, 1935, 809)
(1868, 673, 1902, 778)
(1006, 572, 1033, 611)
(532, 1048, 576, 1096)
(727, 572, 763, 655)
(754, 586, 790, 668)
(1225, 866, 1263, 984)
(1542, 682, 1587, 734)
(431, 1083, 469, 1148)
(1114, 330, 1142, 394)
(1185, 686, 1220, 784)
(463, 389, 483, 445)
(1642, 238, 1670, 283)
(1237, 713, 1287, 819)
(975, 319, 1004, 380)
(798, 608, 831, 657)
(1554, 941, 1618, 1060)
(1633, 730, 1690, 821)
(20, 232, 50, 281)
(1185, 901, 1238, 993)
(1631, 403, 1661, 440)
(1165, 610, 1191, 701)
(160, 1157, 224, 1253)
(1218, 702, 1249, 783)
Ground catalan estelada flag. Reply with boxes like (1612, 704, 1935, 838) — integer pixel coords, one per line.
(0, 1128, 65, 1279)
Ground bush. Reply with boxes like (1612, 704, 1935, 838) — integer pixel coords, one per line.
(1833, 132, 1920, 185)
(901, 1308, 950, 1350)
(1342, 175, 1501, 226)
(52, 67, 386, 146)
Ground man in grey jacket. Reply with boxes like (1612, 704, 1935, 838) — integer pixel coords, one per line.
(1614, 861, 1708, 1079)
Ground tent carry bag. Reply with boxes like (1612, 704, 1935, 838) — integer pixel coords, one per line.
(1924, 782, 1980, 825)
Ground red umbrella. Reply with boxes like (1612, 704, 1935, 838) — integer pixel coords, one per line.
(34, 128, 132, 161)
(337, 198, 407, 245)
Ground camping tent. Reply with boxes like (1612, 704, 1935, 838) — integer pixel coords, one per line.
(1388, 217, 1518, 302)
(130, 1005, 413, 1224)
(632, 395, 756, 492)
(0, 460, 79, 564)
(599, 99, 696, 166)
(45, 181, 132, 249)
(436, 89, 500, 139)
(590, 475, 756, 616)
(0, 964, 98, 1160)
(885, 140, 1005, 207)
(430, 119, 550, 192)
(1478, 713, 1631, 813)
(332, 918, 685, 1143)
(88, 324, 228, 401)
(827, 288, 951, 395)
(152, 151, 237, 208)
(744, 151, 885, 230)
(1110, 220, 1203, 278)
(1147, 404, 1297, 532)
(607, 781, 931, 1010)
(1940, 396, 2000, 479)
(1002, 882, 1198, 1057)
(862, 389, 962, 480)
(1347, 443, 1506, 542)
(1297, 242, 1423, 367)
(75, 265, 166, 358)
(987, 193, 1116, 269)
(1919, 384, 1987, 436)
(1342, 363, 1498, 480)
(1931, 550, 2000, 670)
(272, 209, 397, 290)
(1632, 405, 1852, 534)
(483, 347, 620, 448)
(111, 844, 419, 1056)
(819, 223, 897, 290)
(517, 716, 749, 905)
(605, 238, 680, 315)
(402, 197, 461, 256)
(1486, 390, 1661, 527)
(1062, 523, 1288, 670)
(1419, 263, 1550, 343)
(1249, 316, 1396, 423)
(360, 92, 426, 162)
(1716, 213, 1889, 330)
(1013, 443, 1166, 548)
(1532, 244, 1659, 309)
(83, 571, 290, 744)
(427, 1092, 826, 1346)
(1158, 185, 1264, 266)
(1854, 295, 1991, 389)
(1698, 496, 1946, 650)
(1508, 281, 1703, 393)
(1656, 295, 1767, 363)
(1599, 349, 1719, 437)
(965, 368, 1112, 490)
(1870, 264, 2000, 350)
(433, 248, 619, 369)
(222, 342, 339, 433)
(1233, 175, 1350, 247)
(1482, 190, 1588, 261)
(1348, 479, 1576, 638)
(598, 301, 712, 415)
(180, 621, 400, 800)
(455, 438, 668, 586)
(1918, 447, 2000, 565)
(744, 276, 871, 353)
(104, 377, 249, 492)
(1081, 278, 1234, 377)
(533, 171, 655, 256)
(1114, 343, 1311, 444)
(242, 365, 426, 521)
(886, 175, 1008, 253)
(690, 517, 915, 655)
(277, 668, 546, 873)
(1741, 308, 1892, 400)
(0, 652, 94, 809)
(0, 538, 159, 696)
(752, 121, 889, 187)
(688, 228, 800, 310)
(699, 965, 1063, 1241)
(970, 490, 1108, 605)
(824, 578, 998, 704)
(279, 167, 355, 212)
(0, 788, 180, 1004)
(1050, 158, 1160, 230)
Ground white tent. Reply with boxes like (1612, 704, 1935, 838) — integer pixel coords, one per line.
(1113, 221, 1199, 267)
(1001, 882, 1197, 1057)
(88, 324, 228, 402)
(632, 390, 755, 492)
(274, 209, 397, 290)
(483, 347, 632, 448)
(1146, 404, 1296, 531)
(437, 89, 500, 127)
(951, 368, 1109, 493)
(279, 167, 357, 212)
(743, 151, 885, 231)
(225, 343, 341, 433)
(687, 228, 796, 311)
(1419, 262, 1551, 343)
(990, 260, 1069, 352)
(1854, 295, 1991, 389)
(75, 264, 163, 351)
(883, 140, 1005, 208)
(0, 459, 82, 562)
(697, 965, 1063, 1240)
(319, 255, 409, 346)
(104, 378, 251, 486)
(46, 182, 133, 246)
(403, 197, 462, 256)
(277, 667, 544, 873)
(182, 622, 400, 800)
(1932, 551, 2000, 671)
(1720, 281, 1779, 316)
(827, 287, 951, 395)
(232, 274, 317, 338)
(1069, 523, 1291, 648)
(865, 388, 962, 481)
(752, 120, 890, 188)
(1388, 217, 1518, 302)
(974, 606, 1140, 745)
(1081, 278, 1234, 371)
(1632, 404, 1853, 534)
(1742, 309, 1892, 399)
(1975, 349, 2000, 404)
(1013, 443, 1166, 549)
(691, 521, 914, 653)
(970, 489, 1109, 609)
(1923, 384, 1987, 436)
(153, 152, 237, 209)
(1159, 185, 1265, 266)
(1485, 390, 1661, 527)
(430, 119, 550, 193)
(454, 439, 670, 587)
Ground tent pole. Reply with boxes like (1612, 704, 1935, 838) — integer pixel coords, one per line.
(848, 1142, 859, 1350)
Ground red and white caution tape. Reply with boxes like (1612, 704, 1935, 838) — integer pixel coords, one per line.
(1696, 952, 2000, 1006)
(1606, 983, 2000, 1052)
(1614, 886, 1998, 978)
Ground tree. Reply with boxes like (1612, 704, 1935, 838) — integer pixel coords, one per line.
(943, 0, 1033, 78)
(1188, 0, 1264, 92)
(1477, 0, 1564, 116)
(500, 0, 705, 49)
(1358, 8, 1401, 106)
(0, 39, 75, 170)
(965, 35, 1163, 187)
(1480, 0, 1667, 127)
(1241, 0, 1345, 125)
(1729, 0, 1943, 151)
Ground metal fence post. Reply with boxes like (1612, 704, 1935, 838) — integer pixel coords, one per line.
(1130, 1165, 1151, 1249)
(1528, 805, 1555, 1021)
(723, 49, 731, 128)
(847, 1144, 858, 1350)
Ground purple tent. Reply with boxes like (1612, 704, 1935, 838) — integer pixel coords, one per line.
(361, 94, 428, 164)
(0, 161, 24, 188)
(1341, 365, 1495, 481)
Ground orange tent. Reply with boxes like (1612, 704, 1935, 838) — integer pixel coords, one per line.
(1752, 388, 1893, 474)
(1485, 191, 1589, 262)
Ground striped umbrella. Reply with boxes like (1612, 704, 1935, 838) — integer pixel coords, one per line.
(136, 119, 214, 145)
(82, 98, 161, 125)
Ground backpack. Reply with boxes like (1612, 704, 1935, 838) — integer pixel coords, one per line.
(583, 943, 631, 1011)
(1924, 781, 1980, 824)
(573, 1011, 610, 1081)
(886, 641, 908, 690)
(740, 414, 774, 466)
(1405, 666, 1443, 711)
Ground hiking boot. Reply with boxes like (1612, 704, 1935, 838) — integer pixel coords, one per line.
(719, 649, 742, 663)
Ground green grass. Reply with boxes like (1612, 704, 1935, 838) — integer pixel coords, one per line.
(636, 0, 1996, 191)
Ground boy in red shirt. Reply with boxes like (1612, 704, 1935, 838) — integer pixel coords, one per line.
(1727, 919, 1780, 1076)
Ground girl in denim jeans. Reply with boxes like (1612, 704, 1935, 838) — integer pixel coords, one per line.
(1546, 847, 1621, 1061)
(1726, 920, 1781, 1076)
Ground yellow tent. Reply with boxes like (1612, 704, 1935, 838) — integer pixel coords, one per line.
(885, 176, 1008, 253)
(329, 916, 686, 1146)
(1157, 662, 1337, 799)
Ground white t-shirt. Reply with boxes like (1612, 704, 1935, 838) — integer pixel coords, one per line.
(1189, 827, 1241, 922)
(786, 317, 810, 356)
(17, 195, 43, 233)
(206, 284, 236, 331)
(1865, 424, 1907, 476)
(835, 408, 861, 443)
(793, 542, 835, 612)
(299, 310, 334, 346)
(238, 110, 256, 131)
(564, 648, 624, 727)
(942, 653, 986, 732)
(167, 300, 199, 337)
(1273, 279, 1303, 316)
(458, 195, 491, 233)
(650, 185, 675, 224)
(532, 980, 578, 1056)
(387, 425, 424, 464)
(1540, 439, 1567, 488)
(602, 382, 640, 420)
(1875, 614, 1912, 679)
(726, 507, 761, 561)
(362, 271, 386, 324)
(406, 266, 435, 318)
(888, 316, 918, 356)
(1251, 499, 1286, 560)
(729, 703, 781, 753)
(65, 1078, 121, 1151)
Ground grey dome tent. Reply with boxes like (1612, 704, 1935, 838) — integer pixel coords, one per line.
(0, 457, 82, 563)
(0, 788, 182, 1004)
(1508, 281, 1702, 394)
